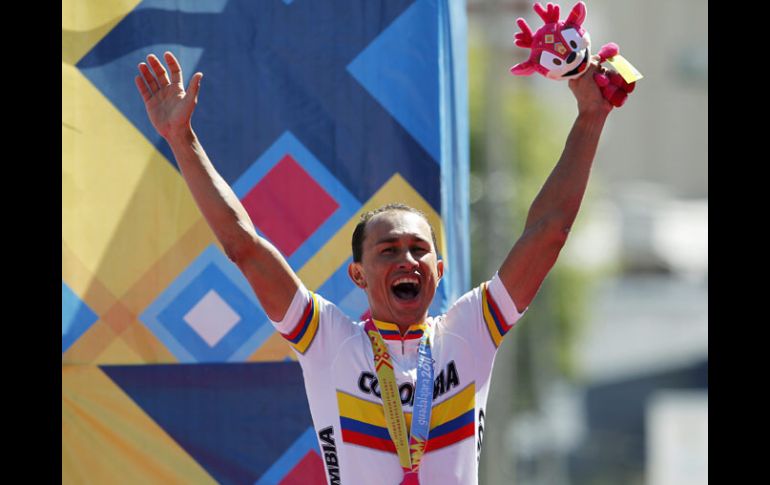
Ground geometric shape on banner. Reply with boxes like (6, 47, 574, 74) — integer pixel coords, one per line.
(183, 290, 241, 347)
(254, 427, 326, 485)
(241, 154, 339, 258)
(93, 335, 145, 365)
(76, 1, 424, 206)
(133, 0, 229, 14)
(247, 331, 296, 363)
(62, 281, 99, 353)
(117, 216, 218, 322)
(140, 245, 274, 362)
(102, 300, 135, 336)
(62, 0, 142, 65)
(101, 362, 317, 485)
(62, 319, 120, 364)
(62, 365, 217, 484)
(347, 0, 440, 163)
(316, 257, 370, 321)
(63, 60, 205, 299)
(278, 451, 327, 485)
(112, 315, 179, 363)
(61, 241, 116, 318)
(233, 131, 361, 270)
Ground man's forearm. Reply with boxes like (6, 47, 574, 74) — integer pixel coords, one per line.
(166, 127, 259, 261)
(525, 109, 608, 231)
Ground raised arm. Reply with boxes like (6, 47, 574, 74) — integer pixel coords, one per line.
(497, 59, 615, 311)
(134, 52, 301, 321)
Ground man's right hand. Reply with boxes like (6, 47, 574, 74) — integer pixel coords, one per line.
(134, 52, 203, 140)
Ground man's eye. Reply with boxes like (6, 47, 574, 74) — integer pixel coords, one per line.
(381, 247, 395, 254)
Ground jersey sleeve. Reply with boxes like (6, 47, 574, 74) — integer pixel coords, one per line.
(480, 272, 524, 349)
(270, 284, 358, 365)
(443, 272, 525, 354)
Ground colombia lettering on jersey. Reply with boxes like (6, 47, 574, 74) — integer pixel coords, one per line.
(318, 426, 341, 485)
(337, 383, 476, 454)
(357, 361, 461, 404)
(280, 291, 320, 354)
(481, 282, 513, 348)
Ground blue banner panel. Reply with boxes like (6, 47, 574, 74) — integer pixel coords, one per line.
(102, 362, 316, 485)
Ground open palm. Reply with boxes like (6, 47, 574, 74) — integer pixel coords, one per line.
(134, 52, 203, 140)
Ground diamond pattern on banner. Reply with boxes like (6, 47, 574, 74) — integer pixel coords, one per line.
(254, 427, 325, 485)
(140, 246, 274, 362)
(347, 0, 440, 163)
(233, 131, 361, 270)
(242, 154, 339, 257)
(278, 451, 327, 485)
(62, 281, 99, 353)
(183, 290, 241, 348)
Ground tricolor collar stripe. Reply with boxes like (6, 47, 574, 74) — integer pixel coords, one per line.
(372, 319, 428, 341)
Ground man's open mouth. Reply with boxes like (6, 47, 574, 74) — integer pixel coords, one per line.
(391, 276, 421, 301)
(563, 49, 589, 77)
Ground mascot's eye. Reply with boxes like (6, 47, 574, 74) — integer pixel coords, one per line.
(539, 51, 566, 70)
(560, 28, 587, 51)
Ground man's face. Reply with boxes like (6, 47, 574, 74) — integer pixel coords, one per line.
(348, 211, 443, 327)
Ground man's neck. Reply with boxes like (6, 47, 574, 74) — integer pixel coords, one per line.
(370, 315, 426, 337)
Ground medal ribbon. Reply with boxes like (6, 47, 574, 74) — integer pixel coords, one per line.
(364, 318, 434, 485)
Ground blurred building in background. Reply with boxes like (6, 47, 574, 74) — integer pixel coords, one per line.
(466, 0, 707, 484)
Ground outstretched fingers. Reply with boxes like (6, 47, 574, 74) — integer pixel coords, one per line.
(138, 62, 160, 94)
(147, 54, 171, 87)
(134, 75, 152, 102)
(164, 51, 183, 85)
(187, 72, 203, 105)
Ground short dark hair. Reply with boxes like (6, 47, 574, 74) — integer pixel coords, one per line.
(351, 203, 438, 263)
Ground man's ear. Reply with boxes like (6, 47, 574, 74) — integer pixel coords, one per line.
(348, 262, 367, 288)
(437, 259, 444, 282)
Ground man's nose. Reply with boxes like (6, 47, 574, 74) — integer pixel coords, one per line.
(398, 250, 419, 268)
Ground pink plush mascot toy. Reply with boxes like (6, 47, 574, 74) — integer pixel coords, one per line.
(510, 1, 636, 108)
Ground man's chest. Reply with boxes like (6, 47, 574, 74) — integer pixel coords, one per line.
(331, 330, 476, 408)
(327, 331, 480, 455)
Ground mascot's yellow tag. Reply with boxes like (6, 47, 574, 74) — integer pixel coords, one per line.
(605, 55, 643, 83)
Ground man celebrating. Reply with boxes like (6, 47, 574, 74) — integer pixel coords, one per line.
(135, 49, 618, 484)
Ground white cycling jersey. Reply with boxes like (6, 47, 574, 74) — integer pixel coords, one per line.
(271, 273, 523, 485)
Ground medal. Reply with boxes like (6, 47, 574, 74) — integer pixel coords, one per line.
(364, 318, 434, 484)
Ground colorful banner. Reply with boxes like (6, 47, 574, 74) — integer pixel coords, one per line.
(63, 0, 467, 482)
